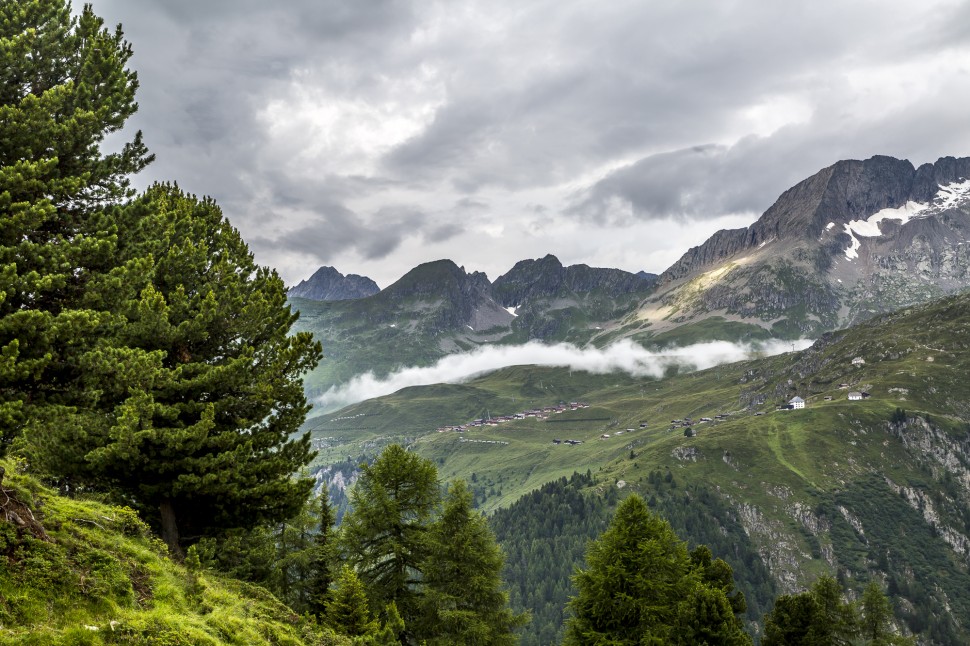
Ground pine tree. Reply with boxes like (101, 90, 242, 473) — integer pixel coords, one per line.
(340, 444, 440, 625)
(859, 582, 914, 646)
(762, 593, 819, 646)
(563, 494, 698, 645)
(763, 577, 910, 646)
(276, 489, 326, 612)
(371, 601, 406, 645)
(670, 585, 752, 646)
(420, 480, 528, 645)
(0, 0, 152, 454)
(27, 184, 322, 555)
(811, 575, 858, 645)
(327, 565, 379, 638)
(308, 482, 338, 617)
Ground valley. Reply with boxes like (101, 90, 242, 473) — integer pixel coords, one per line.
(304, 289, 970, 643)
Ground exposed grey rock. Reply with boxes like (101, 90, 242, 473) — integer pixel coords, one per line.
(492, 254, 653, 306)
(288, 266, 379, 301)
(635, 154, 970, 339)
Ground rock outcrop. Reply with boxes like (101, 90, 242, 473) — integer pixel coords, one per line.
(492, 254, 654, 306)
(628, 155, 970, 340)
(288, 266, 379, 301)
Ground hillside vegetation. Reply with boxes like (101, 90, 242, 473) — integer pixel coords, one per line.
(0, 461, 340, 645)
(310, 290, 970, 643)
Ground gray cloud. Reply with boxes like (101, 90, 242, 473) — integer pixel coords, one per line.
(317, 337, 815, 411)
(87, 0, 970, 286)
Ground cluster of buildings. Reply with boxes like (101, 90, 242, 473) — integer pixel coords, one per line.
(435, 402, 591, 433)
(669, 413, 732, 430)
(780, 389, 871, 410)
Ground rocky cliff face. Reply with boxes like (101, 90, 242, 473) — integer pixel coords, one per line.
(492, 254, 653, 306)
(288, 266, 379, 301)
(661, 156, 970, 283)
(381, 259, 511, 332)
(629, 155, 970, 340)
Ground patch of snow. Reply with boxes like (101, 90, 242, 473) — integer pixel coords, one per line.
(825, 222, 835, 230)
(848, 200, 928, 238)
(389, 324, 396, 328)
(837, 279, 842, 283)
(466, 325, 473, 330)
(843, 224, 862, 260)
(843, 200, 928, 260)
(935, 178, 970, 211)
(504, 306, 518, 317)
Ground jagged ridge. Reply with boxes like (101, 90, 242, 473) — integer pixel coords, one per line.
(288, 266, 379, 301)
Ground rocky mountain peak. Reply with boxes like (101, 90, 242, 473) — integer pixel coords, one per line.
(288, 266, 379, 301)
(383, 259, 491, 300)
(492, 255, 652, 307)
(660, 155, 970, 283)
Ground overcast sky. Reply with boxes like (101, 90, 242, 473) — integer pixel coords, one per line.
(89, 0, 970, 288)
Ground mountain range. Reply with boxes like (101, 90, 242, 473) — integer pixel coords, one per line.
(290, 155, 970, 396)
(619, 155, 970, 342)
(290, 255, 656, 393)
(288, 266, 380, 301)
(290, 153, 970, 644)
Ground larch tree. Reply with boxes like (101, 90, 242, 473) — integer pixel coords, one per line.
(419, 479, 529, 645)
(28, 184, 322, 555)
(340, 444, 440, 626)
(308, 482, 338, 617)
(564, 494, 750, 645)
(327, 565, 379, 638)
(860, 582, 914, 646)
(0, 0, 152, 453)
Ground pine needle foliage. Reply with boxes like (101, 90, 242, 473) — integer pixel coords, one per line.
(0, 0, 153, 455)
(420, 480, 529, 645)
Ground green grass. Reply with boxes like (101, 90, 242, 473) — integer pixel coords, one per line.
(0, 461, 346, 645)
(305, 292, 970, 638)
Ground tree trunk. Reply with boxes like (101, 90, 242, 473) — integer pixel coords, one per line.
(160, 498, 183, 559)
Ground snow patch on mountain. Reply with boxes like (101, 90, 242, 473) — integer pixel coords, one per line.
(843, 180, 970, 260)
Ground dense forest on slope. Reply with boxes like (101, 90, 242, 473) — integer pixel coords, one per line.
(491, 469, 777, 645)
(307, 290, 970, 643)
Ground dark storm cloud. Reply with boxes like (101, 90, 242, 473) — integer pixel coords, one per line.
(572, 86, 970, 224)
(262, 207, 410, 265)
(379, 1, 888, 190)
(87, 0, 970, 284)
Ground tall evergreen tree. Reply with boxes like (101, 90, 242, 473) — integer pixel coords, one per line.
(420, 480, 528, 645)
(0, 0, 152, 454)
(860, 582, 914, 646)
(762, 593, 819, 646)
(276, 489, 327, 612)
(308, 482, 338, 617)
(340, 444, 440, 625)
(26, 184, 322, 555)
(564, 494, 750, 645)
(327, 565, 379, 638)
(564, 494, 697, 645)
(763, 577, 910, 646)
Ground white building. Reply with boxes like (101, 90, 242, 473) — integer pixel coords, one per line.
(789, 396, 805, 409)
(848, 392, 863, 401)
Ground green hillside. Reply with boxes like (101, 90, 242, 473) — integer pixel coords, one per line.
(309, 290, 970, 643)
(0, 461, 347, 645)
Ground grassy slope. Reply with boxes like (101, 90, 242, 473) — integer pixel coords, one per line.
(291, 285, 652, 396)
(309, 292, 970, 639)
(0, 462, 344, 645)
